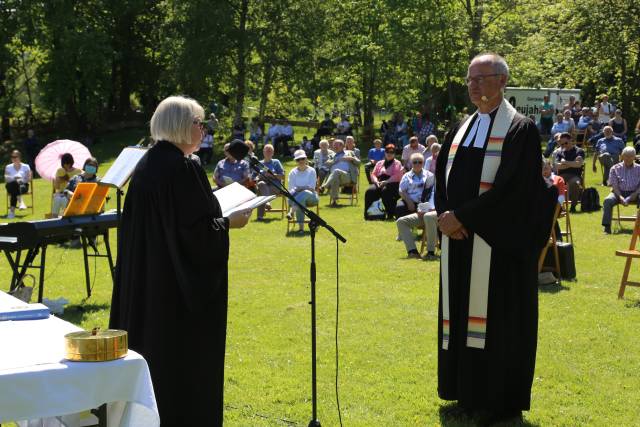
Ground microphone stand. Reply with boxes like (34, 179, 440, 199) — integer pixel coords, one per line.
(248, 157, 346, 427)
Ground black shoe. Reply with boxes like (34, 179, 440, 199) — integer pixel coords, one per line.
(603, 225, 611, 234)
(569, 205, 577, 213)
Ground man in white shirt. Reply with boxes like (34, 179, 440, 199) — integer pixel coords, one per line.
(320, 139, 361, 206)
(4, 150, 32, 218)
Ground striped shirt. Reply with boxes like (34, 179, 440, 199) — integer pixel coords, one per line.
(609, 162, 640, 194)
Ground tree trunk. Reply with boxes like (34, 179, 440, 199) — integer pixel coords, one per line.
(362, 58, 376, 143)
(0, 68, 10, 140)
(467, 0, 483, 60)
(258, 60, 274, 123)
(234, 0, 249, 123)
(19, 49, 35, 124)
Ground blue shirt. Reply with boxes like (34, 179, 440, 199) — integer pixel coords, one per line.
(399, 169, 435, 203)
(262, 158, 284, 176)
(551, 121, 571, 135)
(214, 158, 249, 185)
(577, 116, 592, 130)
(368, 147, 385, 162)
(595, 136, 625, 157)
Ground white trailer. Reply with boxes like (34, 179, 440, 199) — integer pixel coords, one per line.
(504, 87, 581, 122)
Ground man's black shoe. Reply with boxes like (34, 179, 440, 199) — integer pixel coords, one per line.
(604, 225, 612, 234)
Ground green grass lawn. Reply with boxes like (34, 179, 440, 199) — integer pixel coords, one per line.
(2, 129, 640, 426)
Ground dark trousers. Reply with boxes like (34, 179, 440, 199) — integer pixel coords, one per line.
(273, 135, 293, 156)
(197, 147, 213, 165)
(364, 182, 399, 219)
(395, 199, 417, 219)
(6, 181, 28, 208)
(364, 162, 376, 184)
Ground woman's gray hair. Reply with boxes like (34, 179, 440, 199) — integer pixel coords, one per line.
(622, 146, 636, 157)
(471, 52, 510, 77)
(410, 152, 425, 162)
(150, 95, 205, 145)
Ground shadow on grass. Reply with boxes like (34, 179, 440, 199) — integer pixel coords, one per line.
(438, 403, 540, 427)
(538, 282, 571, 293)
(59, 303, 110, 325)
(285, 230, 311, 238)
(614, 228, 634, 235)
(624, 299, 640, 309)
(254, 217, 283, 224)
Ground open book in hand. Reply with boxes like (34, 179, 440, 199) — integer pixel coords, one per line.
(214, 182, 276, 217)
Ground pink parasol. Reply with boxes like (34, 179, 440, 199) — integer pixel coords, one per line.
(35, 139, 92, 181)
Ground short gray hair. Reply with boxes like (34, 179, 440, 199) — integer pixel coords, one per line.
(410, 152, 424, 163)
(471, 52, 510, 77)
(622, 146, 636, 157)
(150, 96, 205, 145)
(319, 139, 329, 148)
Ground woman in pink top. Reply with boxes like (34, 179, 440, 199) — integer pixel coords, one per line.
(364, 144, 404, 219)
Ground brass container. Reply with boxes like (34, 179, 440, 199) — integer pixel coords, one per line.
(65, 328, 128, 362)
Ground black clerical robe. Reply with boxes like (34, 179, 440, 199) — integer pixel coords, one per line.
(110, 141, 229, 425)
(435, 111, 554, 412)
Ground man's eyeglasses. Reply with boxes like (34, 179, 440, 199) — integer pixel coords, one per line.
(465, 74, 501, 85)
(412, 160, 424, 165)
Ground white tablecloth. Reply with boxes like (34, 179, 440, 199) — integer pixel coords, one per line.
(0, 292, 159, 427)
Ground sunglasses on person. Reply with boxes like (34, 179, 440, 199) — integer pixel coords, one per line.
(192, 119, 204, 129)
(296, 158, 306, 162)
(412, 160, 424, 164)
(385, 149, 395, 154)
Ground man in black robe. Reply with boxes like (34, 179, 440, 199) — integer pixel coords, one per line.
(435, 53, 555, 422)
(110, 96, 251, 425)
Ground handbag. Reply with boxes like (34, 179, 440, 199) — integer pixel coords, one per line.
(366, 199, 386, 220)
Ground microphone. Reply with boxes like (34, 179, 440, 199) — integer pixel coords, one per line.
(227, 139, 249, 161)
(481, 95, 488, 102)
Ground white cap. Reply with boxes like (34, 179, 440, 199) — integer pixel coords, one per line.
(294, 149, 307, 160)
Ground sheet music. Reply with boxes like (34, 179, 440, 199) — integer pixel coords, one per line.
(100, 146, 148, 188)
(214, 182, 276, 217)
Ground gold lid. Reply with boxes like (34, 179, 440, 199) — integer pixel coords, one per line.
(64, 328, 128, 362)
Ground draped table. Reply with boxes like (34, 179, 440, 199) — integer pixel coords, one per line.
(0, 291, 159, 427)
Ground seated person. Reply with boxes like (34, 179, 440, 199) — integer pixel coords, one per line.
(65, 157, 100, 195)
(542, 158, 566, 204)
(319, 139, 360, 206)
(424, 143, 440, 174)
(301, 136, 313, 156)
(602, 147, 640, 234)
(576, 107, 595, 142)
(609, 109, 628, 141)
(287, 150, 318, 232)
(562, 109, 576, 133)
(317, 113, 335, 137)
(274, 120, 294, 156)
(197, 130, 214, 165)
(364, 144, 403, 220)
(345, 136, 360, 158)
(395, 152, 435, 219)
(592, 126, 625, 185)
(249, 117, 263, 146)
(4, 150, 31, 218)
(365, 139, 385, 183)
(424, 134, 438, 151)
(401, 136, 426, 170)
(336, 115, 352, 137)
(266, 121, 282, 144)
(555, 133, 585, 212)
(313, 139, 335, 184)
(255, 144, 284, 221)
(52, 153, 82, 217)
(543, 132, 562, 158)
(213, 142, 250, 188)
(396, 187, 438, 260)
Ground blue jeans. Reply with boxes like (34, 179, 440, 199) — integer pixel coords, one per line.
(290, 190, 319, 224)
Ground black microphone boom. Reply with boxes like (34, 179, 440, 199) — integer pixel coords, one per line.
(228, 139, 249, 161)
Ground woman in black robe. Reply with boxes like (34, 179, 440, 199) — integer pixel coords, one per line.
(109, 96, 250, 425)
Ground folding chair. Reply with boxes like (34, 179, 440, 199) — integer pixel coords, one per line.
(615, 204, 638, 232)
(336, 174, 359, 206)
(286, 200, 320, 234)
(615, 210, 640, 298)
(538, 203, 562, 281)
(262, 177, 287, 219)
(5, 177, 34, 215)
(559, 190, 573, 244)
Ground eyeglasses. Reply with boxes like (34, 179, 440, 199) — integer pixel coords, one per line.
(11, 155, 18, 159)
(385, 150, 395, 154)
(296, 158, 306, 162)
(412, 160, 424, 165)
(465, 74, 501, 85)
(193, 119, 204, 129)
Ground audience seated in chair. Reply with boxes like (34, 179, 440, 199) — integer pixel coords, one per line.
(576, 107, 595, 143)
(601, 147, 640, 234)
(365, 138, 385, 183)
(65, 157, 100, 196)
(319, 139, 360, 207)
(543, 157, 567, 241)
(396, 187, 438, 260)
(554, 133, 584, 213)
(255, 144, 285, 221)
(52, 152, 82, 217)
(609, 109, 627, 142)
(213, 142, 250, 188)
(287, 150, 318, 232)
(592, 126, 625, 186)
(401, 136, 426, 170)
(4, 150, 32, 219)
(424, 143, 440, 174)
(313, 139, 335, 184)
(345, 136, 360, 159)
(395, 152, 435, 219)
(364, 144, 403, 220)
